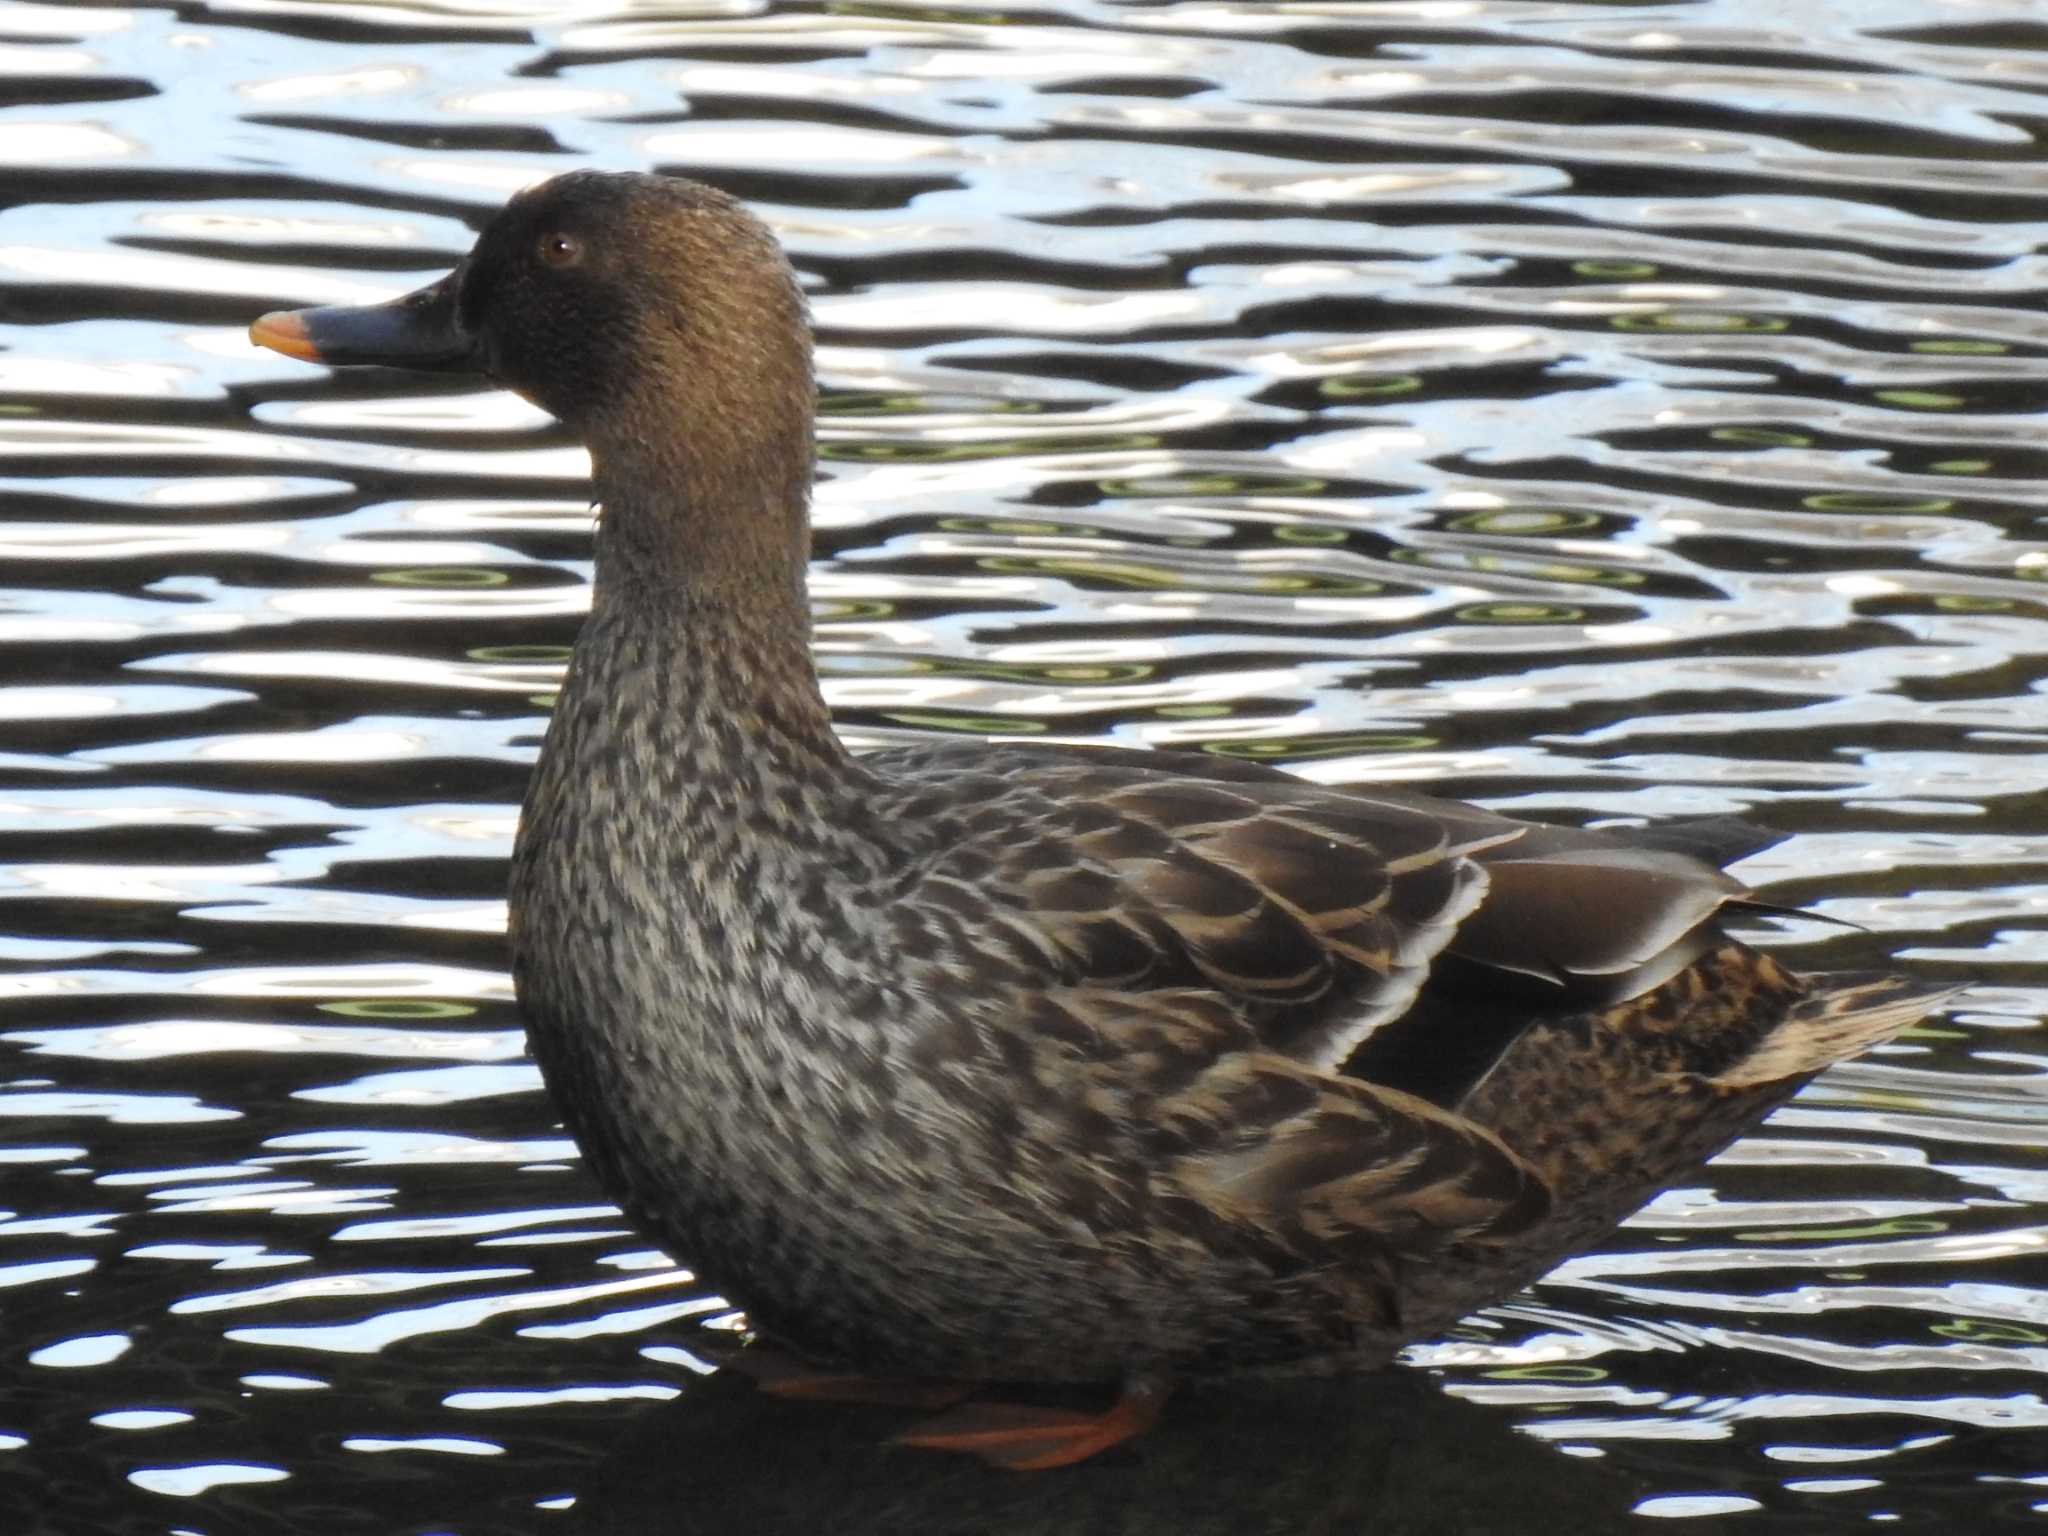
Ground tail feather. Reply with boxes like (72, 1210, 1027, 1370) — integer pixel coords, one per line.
(1713, 972, 1965, 1090)
(1450, 946, 1958, 1285)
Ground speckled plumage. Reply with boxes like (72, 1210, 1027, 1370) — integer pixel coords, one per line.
(255, 171, 1955, 1397)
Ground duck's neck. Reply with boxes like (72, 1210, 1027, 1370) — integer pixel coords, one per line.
(578, 418, 844, 775)
(587, 361, 815, 599)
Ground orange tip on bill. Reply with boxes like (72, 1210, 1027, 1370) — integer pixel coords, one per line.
(249, 311, 322, 363)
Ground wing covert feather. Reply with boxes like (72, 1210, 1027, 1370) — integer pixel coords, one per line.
(1040, 986, 1553, 1264)
(861, 741, 1766, 1073)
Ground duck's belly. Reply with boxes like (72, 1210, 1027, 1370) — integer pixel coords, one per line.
(514, 965, 1408, 1384)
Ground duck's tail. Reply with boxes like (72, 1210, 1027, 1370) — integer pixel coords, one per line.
(1453, 946, 1961, 1276)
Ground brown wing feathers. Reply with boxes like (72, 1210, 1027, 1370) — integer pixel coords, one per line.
(1172, 1061, 1553, 1254)
(865, 742, 1811, 1277)
(999, 771, 1527, 1068)
(868, 743, 1771, 1086)
(1035, 984, 1554, 1262)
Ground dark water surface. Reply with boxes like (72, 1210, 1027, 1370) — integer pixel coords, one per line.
(4, 0, 2048, 1530)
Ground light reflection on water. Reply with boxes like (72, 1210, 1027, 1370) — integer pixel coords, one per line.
(1, 0, 2046, 1530)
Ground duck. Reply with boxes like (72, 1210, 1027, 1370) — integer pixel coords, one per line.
(250, 170, 1954, 1469)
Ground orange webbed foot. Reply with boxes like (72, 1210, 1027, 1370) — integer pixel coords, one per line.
(894, 1379, 1167, 1470)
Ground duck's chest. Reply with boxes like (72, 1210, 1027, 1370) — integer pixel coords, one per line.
(505, 623, 913, 1193)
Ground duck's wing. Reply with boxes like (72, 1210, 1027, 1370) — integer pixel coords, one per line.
(866, 741, 1766, 1078)
(1029, 983, 1552, 1283)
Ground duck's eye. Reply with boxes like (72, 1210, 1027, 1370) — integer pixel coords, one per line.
(537, 231, 585, 269)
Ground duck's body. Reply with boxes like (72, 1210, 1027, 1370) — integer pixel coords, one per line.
(253, 171, 1952, 1454)
(510, 603, 1922, 1385)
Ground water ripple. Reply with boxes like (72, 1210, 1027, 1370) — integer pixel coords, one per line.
(1, 0, 2045, 1529)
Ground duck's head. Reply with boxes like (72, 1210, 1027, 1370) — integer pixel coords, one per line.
(252, 172, 816, 601)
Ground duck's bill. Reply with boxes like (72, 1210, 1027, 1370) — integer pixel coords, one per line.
(250, 270, 476, 370)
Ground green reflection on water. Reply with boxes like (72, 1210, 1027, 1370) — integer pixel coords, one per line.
(1099, 474, 1329, 496)
(371, 567, 507, 587)
(1457, 602, 1586, 625)
(1445, 507, 1602, 536)
(320, 999, 475, 1020)
(858, 656, 1156, 685)
(1931, 1319, 2048, 1343)
(1875, 389, 1964, 410)
(820, 393, 931, 417)
(815, 599, 898, 622)
(1611, 311, 1788, 334)
(1803, 492, 1953, 514)
(1482, 1365, 1608, 1383)
(469, 644, 572, 662)
(1320, 374, 1422, 399)
(884, 711, 1049, 734)
(1737, 1218, 1946, 1242)
(979, 554, 1382, 595)
(1393, 548, 1642, 587)
(936, 516, 1089, 537)
(1930, 594, 2014, 611)
(1711, 427, 1812, 448)
(822, 392, 1045, 417)
(821, 433, 1157, 464)
(1205, 733, 1434, 760)
(828, 1, 1015, 21)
